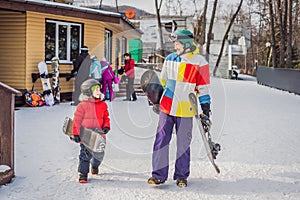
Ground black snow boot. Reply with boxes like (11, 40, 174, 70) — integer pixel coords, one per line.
(176, 178, 187, 187)
(147, 177, 165, 185)
(78, 173, 88, 183)
(91, 167, 99, 175)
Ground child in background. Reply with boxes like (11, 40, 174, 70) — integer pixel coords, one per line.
(89, 55, 102, 81)
(72, 79, 110, 183)
(100, 58, 118, 101)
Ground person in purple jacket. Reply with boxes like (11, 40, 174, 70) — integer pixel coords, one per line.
(100, 59, 116, 101)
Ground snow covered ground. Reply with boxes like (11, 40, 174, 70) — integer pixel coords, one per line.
(1, 71, 300, 199)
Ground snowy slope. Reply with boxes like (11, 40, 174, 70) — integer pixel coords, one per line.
(0, 73, 300, 199)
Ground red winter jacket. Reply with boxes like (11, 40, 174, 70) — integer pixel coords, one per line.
(72, 98, 110, 138)
(124, 59, 135, 78)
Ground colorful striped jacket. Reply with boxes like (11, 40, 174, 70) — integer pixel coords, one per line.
(159, 47, 211, 117)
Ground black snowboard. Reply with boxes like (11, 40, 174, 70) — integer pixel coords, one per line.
(140, 70, 164, 106)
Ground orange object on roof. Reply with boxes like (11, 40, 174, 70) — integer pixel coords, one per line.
(125, 8, 136, 19)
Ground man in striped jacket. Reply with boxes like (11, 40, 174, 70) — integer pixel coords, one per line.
(148, 29, 211, 187)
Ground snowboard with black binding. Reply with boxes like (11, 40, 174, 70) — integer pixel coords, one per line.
(189, 93, 221, 173)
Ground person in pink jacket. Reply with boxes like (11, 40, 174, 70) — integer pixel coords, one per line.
(100, 59, 117, 101)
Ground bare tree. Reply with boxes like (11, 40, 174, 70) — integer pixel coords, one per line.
(193, 0, 208, 46)
(99, 0, 118, 11)
(276, 0, 287, 67)
(268, 0, 278, 68)
(115, 0, 119, 12)
(293, 0, 299, 66)
(246, 0, 259, 71)
(206, 0, 219, 61)
(155, 0, 165, 58)
(286, 0, 293, 68)
(172, 0, 183, 16)
(213, 0, 244, 76)
(266, 0, 295, 68)
(99, 0, 103, 9)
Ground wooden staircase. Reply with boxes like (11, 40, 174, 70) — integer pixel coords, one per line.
(114, 82, 145, 98)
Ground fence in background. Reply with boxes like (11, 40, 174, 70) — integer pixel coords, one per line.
(257, 66, 300, 95)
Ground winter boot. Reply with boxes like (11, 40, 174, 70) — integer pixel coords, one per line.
(176, 178, 187, 187)
(147, 177, 165, 185)
(78, 173, 88, 183)
(91, 167, 99, 175)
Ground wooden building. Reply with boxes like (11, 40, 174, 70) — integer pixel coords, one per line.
(0, 0, 142, 100)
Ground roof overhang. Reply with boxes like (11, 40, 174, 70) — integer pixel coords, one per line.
(0, 0, 121, 23)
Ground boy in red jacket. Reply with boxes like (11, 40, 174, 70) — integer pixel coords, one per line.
(72, 79, 110, 183)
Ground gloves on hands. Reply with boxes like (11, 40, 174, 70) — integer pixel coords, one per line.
(200, 103, 210, 117)
(73, 135, 81, 143)
(200, 113, 211, 132)
(152, 104, 160, 114)
(102, 127, 110, 134)
(91, 127, 110, 134)
(200, 103, 211, 132)
(72, 127, 109, 144)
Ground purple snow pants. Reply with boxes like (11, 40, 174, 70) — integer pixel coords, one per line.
(101, 78, 114, 100)
(152, 112, 193, 181)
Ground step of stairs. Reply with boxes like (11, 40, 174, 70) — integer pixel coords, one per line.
(115, 82, 145, 98)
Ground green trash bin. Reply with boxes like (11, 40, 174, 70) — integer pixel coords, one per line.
(129, 39, 142, 63)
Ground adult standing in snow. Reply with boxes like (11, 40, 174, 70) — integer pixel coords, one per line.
(148, 29, 211, 187)
(71, 46, 92, 106)
(72, 79, 110, 183)
(122, 53, 137, 101)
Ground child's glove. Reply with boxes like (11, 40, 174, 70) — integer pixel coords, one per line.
(102, 127, 110, 134)
(73, 135, 81, 143)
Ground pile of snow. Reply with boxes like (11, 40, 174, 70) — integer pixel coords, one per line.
(0, 165, 10, 173)
(0, 71, 299, 199)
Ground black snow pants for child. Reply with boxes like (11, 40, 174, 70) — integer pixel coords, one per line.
(78, 144, 104, 174)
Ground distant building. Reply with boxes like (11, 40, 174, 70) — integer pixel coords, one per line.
(203, 21, 251, 78)
(134, 15, 250, 78)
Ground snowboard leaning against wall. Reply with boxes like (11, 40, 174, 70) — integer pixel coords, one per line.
(38, 61, 54, 106)
(51, 57, 60, 104)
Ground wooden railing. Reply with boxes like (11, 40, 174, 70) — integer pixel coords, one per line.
(0, 82, 21, 185)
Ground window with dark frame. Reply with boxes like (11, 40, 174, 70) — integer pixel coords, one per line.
(45, 20, 82, 63)
(104, 29, 113, 64)
(121, 37, 127, 64)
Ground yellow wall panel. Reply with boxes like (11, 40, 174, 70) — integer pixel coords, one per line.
(0, 11, 26, 89)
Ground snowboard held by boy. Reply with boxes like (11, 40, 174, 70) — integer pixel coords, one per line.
(72, 79, 110, 183)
